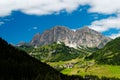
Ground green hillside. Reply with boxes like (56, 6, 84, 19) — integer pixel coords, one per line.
(87, 37, 120, 65)
(17, 44, 34, 53)
(30, 42, 85, 62)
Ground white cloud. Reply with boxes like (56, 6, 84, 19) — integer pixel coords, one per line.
(0, 22, 4, 26)
(33, 27, 38, 30)
(88, 15, 120, 39)
(0, 0, 89, 17)
(109, 32, 120, 39)
(0, 0, 120, 17)
(89, 16, 120, 32)
(88, 0, 120, 14)
(1, 0, 120, 39)
(28, 26, 38, 31)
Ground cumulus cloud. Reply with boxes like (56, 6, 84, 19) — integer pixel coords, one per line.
(88, 15, 120, 39)
(0, 0, 89, 17)
(0, 0, 120, 17)
(88, 0, 120, 14)
(89, 16, 120, 32)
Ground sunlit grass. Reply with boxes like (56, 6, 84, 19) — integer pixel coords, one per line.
(61, 64, 120, 78)
(47, 58, 120, 79)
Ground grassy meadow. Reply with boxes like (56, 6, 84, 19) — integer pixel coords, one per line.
(47, 58, 120, 79)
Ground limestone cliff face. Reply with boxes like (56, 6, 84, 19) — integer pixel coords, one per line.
(73, 27, 111, 48)
(30, 33, 41, 46)
(30, 26, 111, 48)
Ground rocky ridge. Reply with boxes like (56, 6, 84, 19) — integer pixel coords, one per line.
(30, 26, 111, 48)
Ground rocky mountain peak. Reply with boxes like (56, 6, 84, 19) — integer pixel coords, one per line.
(52, 26, 69, 30)
(76, 26, 99, 34)
(30, 33, 41, 46)
(80, 26, 90, 30)
(30, 26, 111, 48)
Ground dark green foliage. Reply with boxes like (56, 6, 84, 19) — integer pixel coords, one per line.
(0, 37, 85, 80)
(31, 42, 82, 62)
(86, 37, 120, 65)
(0, 38, 62, 80)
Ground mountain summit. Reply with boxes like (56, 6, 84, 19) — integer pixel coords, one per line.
(30, 26, 111, 48)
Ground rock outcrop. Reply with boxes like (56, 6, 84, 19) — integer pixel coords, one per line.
(30, 26, 111, 48)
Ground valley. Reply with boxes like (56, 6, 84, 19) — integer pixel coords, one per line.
(18, 39, 120, 79)
(16, 26, 120, 79)
(47, 58, 120, 78)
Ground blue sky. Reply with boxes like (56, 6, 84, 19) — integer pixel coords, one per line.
(0, 0, 120, 44)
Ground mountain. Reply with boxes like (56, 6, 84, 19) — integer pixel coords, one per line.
(30, 26, 111, 48)
(0, 37, 85, 80)
(16, 41, 29, 47)
(87, 37, 120, 65)
(30, 33, 41, 46)
(74, 27, 111, 48)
